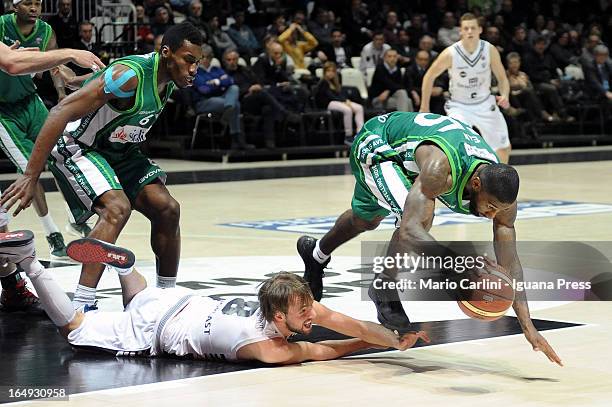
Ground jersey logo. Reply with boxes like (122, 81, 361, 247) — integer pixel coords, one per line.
(109, 125, 148, 144)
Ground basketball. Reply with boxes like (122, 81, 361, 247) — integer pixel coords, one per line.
(457, 262, 515, 321)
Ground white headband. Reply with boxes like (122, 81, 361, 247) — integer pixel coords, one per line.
(13, 1, 22, 5)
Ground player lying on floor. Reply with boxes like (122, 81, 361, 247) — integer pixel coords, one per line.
(0, 231, 429, 364)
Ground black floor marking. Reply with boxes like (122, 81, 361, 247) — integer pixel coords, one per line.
(0, 313, 579, 402)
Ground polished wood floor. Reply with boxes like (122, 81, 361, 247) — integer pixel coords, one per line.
(2, 159, 611, 406)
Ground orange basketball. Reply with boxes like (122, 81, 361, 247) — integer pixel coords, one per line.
(457, 263, 515, 321)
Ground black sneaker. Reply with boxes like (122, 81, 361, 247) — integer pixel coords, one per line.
(297, 236, 329, 301)
(66, 238, 135, 269)
(368, 275, 412, 333)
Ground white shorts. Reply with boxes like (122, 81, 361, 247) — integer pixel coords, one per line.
(445, 95, 510, 150)
(67, 287, 190, 353)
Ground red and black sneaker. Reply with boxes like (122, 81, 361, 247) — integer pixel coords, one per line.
(0, 279, 44, 313)
(66, 238, 135, 269)
(0, 230, 35, 265)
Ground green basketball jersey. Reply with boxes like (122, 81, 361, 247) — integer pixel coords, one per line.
(0, 14, 52, 104)
(354, 111, 499, 215)
(68, 52, 175, 160)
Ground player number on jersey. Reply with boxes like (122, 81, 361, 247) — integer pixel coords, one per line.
(222, 298, 260, 317)
(139, 114, 156, 126)
(413, 113, 480, 140)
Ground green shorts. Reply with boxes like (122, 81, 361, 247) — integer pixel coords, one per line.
(48, 135, 166, 224)
(0, 94, 48, 173)
(349, 120, 413, 222)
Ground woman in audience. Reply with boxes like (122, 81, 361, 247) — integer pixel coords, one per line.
(314, 62, 364, 143)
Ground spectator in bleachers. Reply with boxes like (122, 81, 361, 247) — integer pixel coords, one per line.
(135, 4, 155, 50)
(227, 11, 260, 61)
(485, 26, 505, 56)
(151, 6, 174, 37)
(278, 22, 319, 69)
(317, 28, 353, 69)
(427, 0, 448, 34)
(394, 29, 415, 67)
(523, 36, 575, 122)
(223, 49, 298, 148)
(404, 50, 445, 114)
(383, 11, 401, 47)
(186, 1, 208, 42)
(418, 35, 438, 59)
(47, 0, 78, 48)
(499, 0, 525, 36)
(507, 26, 529, 57)
(308, 8, 333, 46)
(405, 14, 427, 48)
(342, 0, 372, 49)
(313, 62, 364, 142)
(581, 34, 602, 67)
(370, 48, 413, 112)
(267, 14, 288, 37)
(583, 44, 612, 103)
(73, 21, 98, 53)
(549, 30, 579, 71)
(437, 12, 460, 48)
(359, 31, 391, 75)
(170, 0, 192, 15)
(528, 15, 553, 47)
(506, 52, 555, 122)
(207, 15, 236, 57)
(144, 0, 172, 18)
(252, 41, 305, 113)
(292, 10, 307, 28)
(192, 45, 253, 150)
(568, 30, 583, 58)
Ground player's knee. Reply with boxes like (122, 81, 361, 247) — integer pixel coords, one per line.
(156, 197, 181, 225)
(102, 198, 132, 227)
(351, 214, 382, 231)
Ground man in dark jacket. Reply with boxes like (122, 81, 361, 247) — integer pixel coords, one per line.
(317, 29, 353, 69)
(224, 49, 299, 148)
(192, 45, 252, 149)
(404, 50, 445, 114)
(583, 44, 612, 103)
(523, 36, 573, 121)
(370, 49, 413, 112)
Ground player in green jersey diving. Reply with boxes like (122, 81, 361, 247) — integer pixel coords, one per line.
(296, 111, 562, 366)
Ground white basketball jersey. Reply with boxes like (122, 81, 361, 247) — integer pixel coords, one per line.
(448, 40, 492, 104)
(158, 296, 282, 361)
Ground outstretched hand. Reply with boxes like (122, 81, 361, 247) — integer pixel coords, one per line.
(397, 330, 431, 350)
(0, 175, 37, 216)
(71, 50, 105, 70)
(525, 329, 563, 366)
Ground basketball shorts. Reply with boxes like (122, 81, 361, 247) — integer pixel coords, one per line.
(48, 133, 167, 224)
(349, 122, 413, 222)
(67, 287, 191, 354)
(0, 94, 49, 173)
(445, 95, 510, 150)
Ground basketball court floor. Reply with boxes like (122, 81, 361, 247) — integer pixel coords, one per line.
(1, 156, 611, 406)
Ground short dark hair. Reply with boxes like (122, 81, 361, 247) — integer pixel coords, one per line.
(160, 22, 204, 52)
(480, 163, 520, 203)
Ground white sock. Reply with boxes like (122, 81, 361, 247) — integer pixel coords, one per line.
(156, 275, 176, 288)
(312, 240, 330, 264)
(39, 213, 60, 235)
(73, 284, 96, 309)
(24, 260, 75, 327)
(106, 264, 134, 276)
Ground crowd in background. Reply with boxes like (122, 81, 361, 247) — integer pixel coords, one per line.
(7, 0, 612, 149)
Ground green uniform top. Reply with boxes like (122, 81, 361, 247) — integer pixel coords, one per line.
(0, 14, 52, 104)
(68, 52, 175, 161)
(354, 111, 499, 215)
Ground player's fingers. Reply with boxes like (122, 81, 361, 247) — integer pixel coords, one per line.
(418, 331, 431, 343)
(91, 55, 105, 69)
(9, 40, 20, 50)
